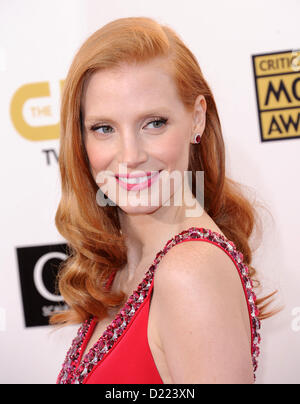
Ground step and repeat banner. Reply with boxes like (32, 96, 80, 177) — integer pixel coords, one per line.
(1, 0, 299, 383)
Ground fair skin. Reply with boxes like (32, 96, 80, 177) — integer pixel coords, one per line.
(80, 57, 254, 383)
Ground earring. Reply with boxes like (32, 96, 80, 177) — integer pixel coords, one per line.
(192, 133, 201, 144)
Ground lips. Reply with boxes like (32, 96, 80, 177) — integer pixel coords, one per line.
(115, 171, 158, 179)
(115, 170, 161, 191)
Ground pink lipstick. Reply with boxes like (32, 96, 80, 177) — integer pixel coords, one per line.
(115, 171, 161, 191)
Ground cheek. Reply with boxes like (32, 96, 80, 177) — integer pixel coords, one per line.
(157, 130, 189, 168)
(85, 138, 113, 178)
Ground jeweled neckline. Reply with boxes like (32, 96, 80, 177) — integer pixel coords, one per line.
(56, 226, 261, 384)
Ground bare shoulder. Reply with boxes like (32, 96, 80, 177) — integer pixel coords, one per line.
(153, 239, 249, 321)
(154, 238, 244, 293)
(151, 239, 253, 383)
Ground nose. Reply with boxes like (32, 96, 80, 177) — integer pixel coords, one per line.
(118, 133, 148, 169)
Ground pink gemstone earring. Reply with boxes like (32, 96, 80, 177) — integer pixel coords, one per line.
(192, 133, 201, 144)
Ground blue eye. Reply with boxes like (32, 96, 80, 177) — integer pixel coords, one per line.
(146, 118, 168, 129)
(91, 125, 113, 135)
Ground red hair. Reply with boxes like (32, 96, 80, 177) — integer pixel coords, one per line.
(50, 16, 277, 325)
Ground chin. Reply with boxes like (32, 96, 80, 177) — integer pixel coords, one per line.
(117, 202, 162, 215)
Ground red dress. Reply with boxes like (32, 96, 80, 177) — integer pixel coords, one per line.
(56, 227, 261, 384)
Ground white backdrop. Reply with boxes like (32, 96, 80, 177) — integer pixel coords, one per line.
(0, 0, 299, 384)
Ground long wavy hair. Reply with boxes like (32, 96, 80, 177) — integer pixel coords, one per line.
(50, 16, 277, 325)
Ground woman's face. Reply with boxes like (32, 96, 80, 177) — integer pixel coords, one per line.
(81, 58, 206, 214)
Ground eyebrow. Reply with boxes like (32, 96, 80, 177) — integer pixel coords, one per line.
(84, 108, 171, 124)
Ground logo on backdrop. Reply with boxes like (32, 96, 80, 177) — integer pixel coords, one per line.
(10, 80, 65, 166)
(252, 49, 300, 141)
(16, 243, 69, 327)
(10, 80, 65, 141)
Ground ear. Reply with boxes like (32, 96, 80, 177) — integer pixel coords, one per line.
(191, 95, 207, 142)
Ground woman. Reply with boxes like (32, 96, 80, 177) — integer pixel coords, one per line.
(52, 16, 276, 384)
